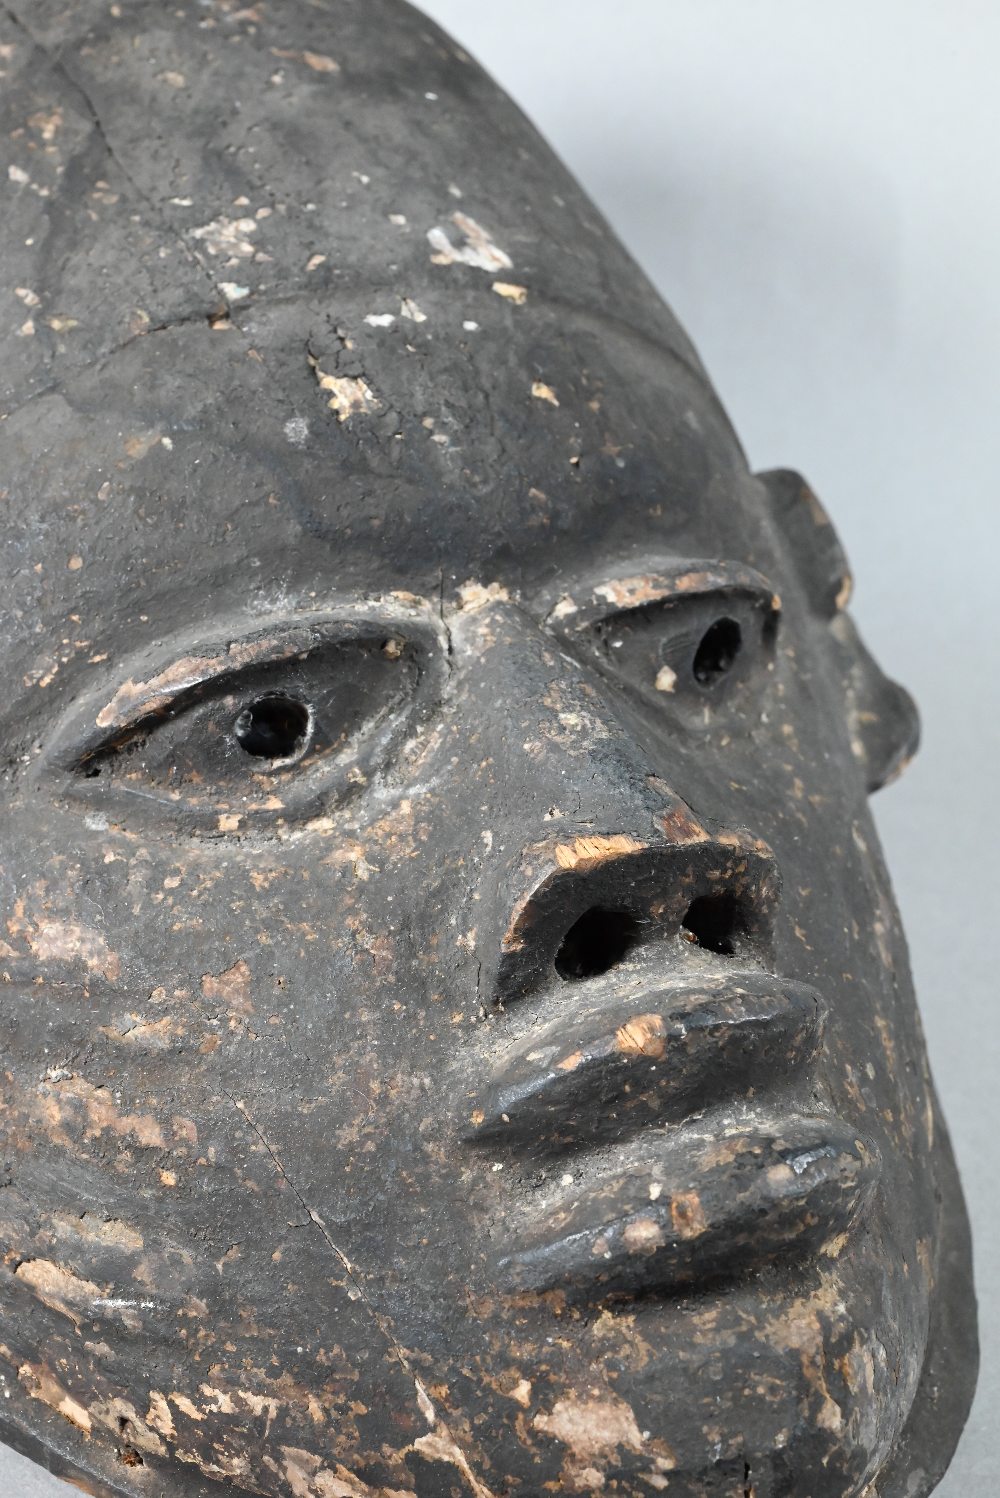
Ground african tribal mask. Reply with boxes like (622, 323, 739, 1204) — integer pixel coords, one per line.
(0, 3, 977, 1497)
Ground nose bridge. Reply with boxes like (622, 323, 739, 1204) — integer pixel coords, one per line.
(450, 588, 680, 827)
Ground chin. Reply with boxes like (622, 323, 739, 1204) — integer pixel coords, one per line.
(470, 1104, 974, 1498)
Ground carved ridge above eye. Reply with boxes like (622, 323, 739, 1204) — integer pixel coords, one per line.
(541, 559, 781, 636)
(75, 600, 441, 739)
(92, 633, 309, 736)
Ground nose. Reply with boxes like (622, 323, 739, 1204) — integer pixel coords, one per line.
(489, 809, 781, 1008)
(447, 591, 782, 1009)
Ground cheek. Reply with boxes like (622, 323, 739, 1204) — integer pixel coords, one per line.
(0, 800, 472, 1225)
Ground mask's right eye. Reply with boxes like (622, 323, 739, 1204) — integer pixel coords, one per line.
(42, 609, 445, 831)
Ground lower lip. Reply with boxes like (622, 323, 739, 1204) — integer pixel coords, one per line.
(497, 1114, 880, 1299)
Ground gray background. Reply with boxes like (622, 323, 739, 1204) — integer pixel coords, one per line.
(4, 1, 996, 1493)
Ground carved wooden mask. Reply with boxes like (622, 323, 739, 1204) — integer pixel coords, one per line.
(0, 3, 976, 1496)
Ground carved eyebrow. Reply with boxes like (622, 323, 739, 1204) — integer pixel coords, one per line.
(93, 631, 308, 734)
(543, 561, 781, 630)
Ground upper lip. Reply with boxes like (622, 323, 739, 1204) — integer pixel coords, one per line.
(466, 962, 880, 1298)
(468, 967, 826, 1152)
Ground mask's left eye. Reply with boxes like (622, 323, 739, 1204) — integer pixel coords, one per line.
(587, 586, 780, 726)
(46, 619, 442, 831)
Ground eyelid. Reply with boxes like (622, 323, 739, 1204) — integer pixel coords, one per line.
(44, 599, 445, 768)
(544, 562, 782, 633)
(94, 632, 310, 736)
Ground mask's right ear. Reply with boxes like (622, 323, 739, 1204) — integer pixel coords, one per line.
(757, 469, 920, 794)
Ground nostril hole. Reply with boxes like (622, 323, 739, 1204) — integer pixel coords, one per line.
(233, 695, 311, 762)
(555, 908, 640, 981)
(681, 891, 745, 956)
(693, 617, 742, 686)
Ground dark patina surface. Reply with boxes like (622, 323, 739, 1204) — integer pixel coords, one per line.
(0, 2, 977, 1495)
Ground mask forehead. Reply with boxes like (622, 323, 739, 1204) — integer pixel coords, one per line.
(2, 0, 764, 661)
(1, 319, 771, 673)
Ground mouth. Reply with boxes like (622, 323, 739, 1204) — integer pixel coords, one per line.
(467, 964, 880, 1299)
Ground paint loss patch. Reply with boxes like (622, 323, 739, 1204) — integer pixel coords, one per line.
(428, 213, 512, 273)
(308, 353, 382, 422)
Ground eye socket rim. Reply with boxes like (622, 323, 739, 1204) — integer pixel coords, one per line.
(75, 647, 413, 816)
(59, 653, 418, 826)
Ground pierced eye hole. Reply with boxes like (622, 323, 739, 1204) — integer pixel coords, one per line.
(692, 618, 742, 687)
(233, 695, 311, 762)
